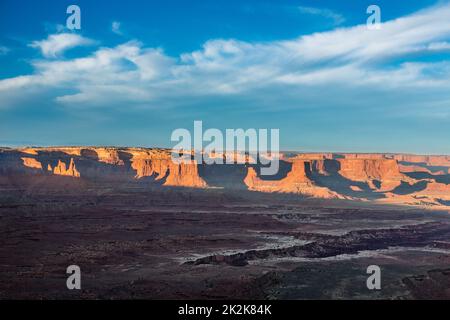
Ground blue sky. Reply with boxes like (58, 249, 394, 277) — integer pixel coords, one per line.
(1, 0, 450, 154)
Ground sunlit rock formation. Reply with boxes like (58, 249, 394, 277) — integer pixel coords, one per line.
(132, 158, 207, 188)
(244, 160, 343, 199)
(53, 158, 80, 178)
(1, 147, 450, 208)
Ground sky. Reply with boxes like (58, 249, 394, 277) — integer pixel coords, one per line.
(1, 0, 450, 154)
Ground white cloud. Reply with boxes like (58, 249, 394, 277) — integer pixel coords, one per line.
(1, 3, 450, 112)
(427, 41, 450, 51)
(298, 6, 345, 26)
(30, 33, 94, 58)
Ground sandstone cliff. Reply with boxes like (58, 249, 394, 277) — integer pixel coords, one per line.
(52, 158, 80, 178)
(1, 147, 450, 207)
(131, 158, 206, 188)
(336, 158, 409, 191)
(244, 161, 343, 199)
(394, 154, 450, 167)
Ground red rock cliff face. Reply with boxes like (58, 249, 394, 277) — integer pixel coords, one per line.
(244, 160, 342, 199)
(20, 156, 80, 178)
(131, 158, 207, 188)
(2, 148, 450, 207)
(309, 159, 336, 176)
(337, 159, 402, 180)
(21, 157, 43, 170)
(342, 154, 389, 160)
(393, 154, 450, 167)
(1, 148, 206, 188)
(336, 158, 407, 191)
(90, 148, 125, 165)
(300, 158, 410, 192)
(52, 159, 81, 178)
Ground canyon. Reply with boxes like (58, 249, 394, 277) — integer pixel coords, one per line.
(1, 146, 450, 299)
(1, 147, 449, 209)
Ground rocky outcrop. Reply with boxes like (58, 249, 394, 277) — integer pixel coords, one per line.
(337, 158, 409, 191)
(244, 160, 343, 199)
(337, 158, 402, 180)
(1, 147, 450, 207)
(131, 158, 207, 188)
(1, 148, 206, 188)
(86, 148, 125, 165)
(53, 158, 80, 178)
(394, 154, 450, 167)
(413, 181, 450, 199)
(398, 164, 434, 174)
(186, 222, 450, 266)
(21, 157, 43, 170)
(293, 157, 413, 193)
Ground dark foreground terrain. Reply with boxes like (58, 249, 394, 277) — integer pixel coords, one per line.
(1, 178, 450, 300)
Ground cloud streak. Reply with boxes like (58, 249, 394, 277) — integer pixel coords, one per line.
(30, 33, 94, 58)
(297, 6, 345, 26)
(0, 46, 10, 55)
(1, 3, 450, 115)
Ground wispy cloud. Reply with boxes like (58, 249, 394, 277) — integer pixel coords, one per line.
(427, 41, 450, 51)
(0, 46, 10, 55)
(1, 2, 450, 115)
(297, 5, 345, 26)
(30, 33, 94, 58)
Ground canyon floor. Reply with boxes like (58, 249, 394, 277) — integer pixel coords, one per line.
(1, 183, 450, 299)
